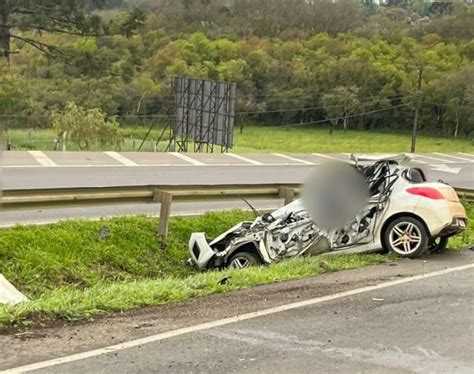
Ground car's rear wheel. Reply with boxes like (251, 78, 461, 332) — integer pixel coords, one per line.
(428, 236, 449, 253)
(228, 252, 261, 269)
(384, 217, 428, 258)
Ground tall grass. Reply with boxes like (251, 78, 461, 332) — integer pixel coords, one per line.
(233, 125, 474, 153)
(0, 253, 389, 326)
(0, 211, 255, 297)
(0, 205, 471, 328)
(4, 125, 473, 153)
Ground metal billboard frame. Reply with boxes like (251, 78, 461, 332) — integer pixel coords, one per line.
(169, 77, 236, 153)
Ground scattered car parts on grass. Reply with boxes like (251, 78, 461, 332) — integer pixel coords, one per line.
(189, 154, 468, 269)
(0, 274, 28, 305)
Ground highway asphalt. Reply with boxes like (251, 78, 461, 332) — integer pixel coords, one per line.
(0, 151, 472, 225)
(0, 199, 281, 227)
(2, 251, 473, 373)
(1, 151, 473, 190)
(32, 267, 474, 373)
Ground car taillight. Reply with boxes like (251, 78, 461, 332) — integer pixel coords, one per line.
(406, 187, 445, 200)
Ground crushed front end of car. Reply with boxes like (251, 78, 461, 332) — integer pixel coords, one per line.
(188, 200, 328, 269)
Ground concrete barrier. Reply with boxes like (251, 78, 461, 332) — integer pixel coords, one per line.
(0, 274, 28, 305)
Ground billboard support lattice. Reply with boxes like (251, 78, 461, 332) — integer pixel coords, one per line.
(169, 77, 236, 153)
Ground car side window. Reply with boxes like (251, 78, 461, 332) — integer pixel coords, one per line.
(405, 168, 426, 183)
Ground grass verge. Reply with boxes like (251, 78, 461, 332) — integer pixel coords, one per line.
(0, 205, 472, 329)
(5, 125, 473, 153)
(0, 253, 390, 328)
(233, 125, 474, 153)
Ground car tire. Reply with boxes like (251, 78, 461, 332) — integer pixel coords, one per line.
(383, 217, 428, 258)
(428, 236, 449, 253)
(228, 251, 262, 269)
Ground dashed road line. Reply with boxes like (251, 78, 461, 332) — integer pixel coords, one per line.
(411, 157, 428, 164)
(27, 151, 57, 167)
(4, 263, 473, 374)
(226, 153, 263, 165)
(415, 154, 456, 163)
(311, 153, 349, 162)
(1, 163, 311, 169)
(104, 152, 138, 166)
(433, 153, 473, 163)
(272, 153, 315, 165)
(169, 152, 206, 166)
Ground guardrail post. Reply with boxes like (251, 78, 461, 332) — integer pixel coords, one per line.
(279, 187, 295, 205)
(155, 190, 173, 242)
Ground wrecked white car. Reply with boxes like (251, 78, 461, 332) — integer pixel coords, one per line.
(188, 155, 467, 269)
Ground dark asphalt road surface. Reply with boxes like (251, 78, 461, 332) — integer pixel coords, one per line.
(1, 160, 471, 225)
(3, 253, 472, 374)
(0, 199, 281, 226)
(41, 268, 474, 374)
(2, 163, 473, 190)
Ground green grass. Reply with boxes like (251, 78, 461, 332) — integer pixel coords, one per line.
(0, 205, 472, 329)
(0, 211, 254, 297)
(4, 126, 171, 152)
(0, 253, 389, 327)
(233, 125, 474, 153)
(5, 124, 473, 153)
(451, 202, 474, 250)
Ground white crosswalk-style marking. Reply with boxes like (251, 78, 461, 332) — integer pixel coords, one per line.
(312, 153, 349, 162)
(415, 154, 456, 163)
(104, 152, 138, 166)
(169, 152, 206, 166)
(226, 153, 263, 165)
(272, 153, 314, 165)
(27, 151, 57, 167)
(433, 153, 473, 163)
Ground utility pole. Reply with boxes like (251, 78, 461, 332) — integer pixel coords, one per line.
(411, 66, 424, 153)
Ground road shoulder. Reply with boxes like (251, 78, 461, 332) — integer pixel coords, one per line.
(1, 250, 473, 371)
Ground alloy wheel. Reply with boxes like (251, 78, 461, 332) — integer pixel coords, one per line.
(389, 221, 422, 255)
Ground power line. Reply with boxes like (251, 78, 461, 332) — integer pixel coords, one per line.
(268, 103, 413, 129)
(235, 95, 409, 115)
(0, 96, 412, 120)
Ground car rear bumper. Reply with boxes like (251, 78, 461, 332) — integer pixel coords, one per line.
(438, 216, 468, 238)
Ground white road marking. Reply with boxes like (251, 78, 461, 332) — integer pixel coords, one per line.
(458, 153, 474, 158)
(415, 154, 455, 163)
(169, 152, 205, 166)
(342, 153, 352, 156)
(1, 163, 311, 169)
(104, 152, 138, 166)
(272, 153, 314, 165)
(226, 153, 263, 165)
(5, 263, 473, 373)
(411, 158, 427, 164)
(430, 164, 462, 174)
(433, 153, 473, 163)
(311, 153, 349, 162)
(27, 151, 57, 167)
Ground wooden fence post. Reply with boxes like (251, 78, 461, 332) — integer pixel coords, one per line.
(155, 190, 173, 242)
(279, 187, 295, 205)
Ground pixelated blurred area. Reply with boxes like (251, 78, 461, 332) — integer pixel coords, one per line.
(302, 162, 369, 232)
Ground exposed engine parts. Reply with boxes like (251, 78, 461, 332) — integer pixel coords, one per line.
(188, 154, 467, 269)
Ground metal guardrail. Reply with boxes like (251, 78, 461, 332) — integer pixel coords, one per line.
(0, 185, 471, 237)
(0, 184, 300, 209)
(0, 184, 300, 237)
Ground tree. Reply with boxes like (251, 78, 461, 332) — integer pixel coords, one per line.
(51, 102, 120, 150)
(0, 0, 106, 61)
(322, 86, 361, 134)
